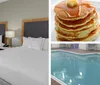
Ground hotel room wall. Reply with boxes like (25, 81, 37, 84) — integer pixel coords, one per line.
(0, 0, 48, 46)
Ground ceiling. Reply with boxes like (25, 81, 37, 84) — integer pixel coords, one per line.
(0, 0, 9, 3)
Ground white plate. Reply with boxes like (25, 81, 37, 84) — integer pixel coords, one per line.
(51, 0, 100, 41)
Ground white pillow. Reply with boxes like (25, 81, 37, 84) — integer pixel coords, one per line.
(41, 38, 45, 50)
(0, 35, 2, 47)
(28, 37, 44, 50)
(43, 38, 48, 51)
(23, 37, 30, 47)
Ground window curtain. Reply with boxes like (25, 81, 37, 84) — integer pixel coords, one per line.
(87, 44, 97, 50)
(60, 44, 79, 49)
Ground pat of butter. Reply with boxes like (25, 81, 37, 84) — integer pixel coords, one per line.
(67, 0, 78, 7)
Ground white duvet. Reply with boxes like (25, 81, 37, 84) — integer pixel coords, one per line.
(0, 47, 48, 85)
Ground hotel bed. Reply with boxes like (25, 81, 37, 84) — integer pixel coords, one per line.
(0, 18, 48, 85)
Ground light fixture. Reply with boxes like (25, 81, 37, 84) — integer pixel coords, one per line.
(79, 72, 82, 76)
(5, 31, 15, 47)
(69, 79, 72, 83)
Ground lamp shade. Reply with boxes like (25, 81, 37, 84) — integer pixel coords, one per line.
(6, 31, 15, 38)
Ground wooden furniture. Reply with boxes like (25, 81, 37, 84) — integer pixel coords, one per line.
(5, 31, 15, 47)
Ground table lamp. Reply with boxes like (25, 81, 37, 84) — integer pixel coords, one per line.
(5, 31, 15, 47)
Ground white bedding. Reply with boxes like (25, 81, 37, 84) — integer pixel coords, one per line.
(0, 47, 48, 85)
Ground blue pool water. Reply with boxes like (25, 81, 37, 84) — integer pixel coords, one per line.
(51, 51, 100, 85)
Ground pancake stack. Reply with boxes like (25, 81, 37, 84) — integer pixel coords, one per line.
(54, 0, 100, 41)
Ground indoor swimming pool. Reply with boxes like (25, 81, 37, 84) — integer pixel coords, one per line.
(51, 51, 100, 85)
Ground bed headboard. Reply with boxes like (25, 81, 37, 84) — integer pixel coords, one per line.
(0, 22, 8, 44)
(22, 18, 48, 44)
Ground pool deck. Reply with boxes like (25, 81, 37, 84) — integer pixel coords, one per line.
(51, 79, 61, 85)
(51, 49, 100, 85)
